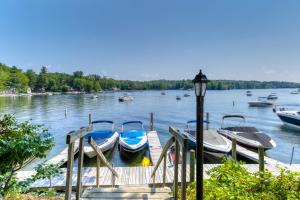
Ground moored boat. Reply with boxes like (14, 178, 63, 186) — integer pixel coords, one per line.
(183, 94, 191, 97)
(246, 91, 252, 96)
(267, 93, 278, 100)
(217, 115, 276, 150)
(248, 97, 273, 107)
(291, 90, 299, 94)
(119, 93, 133, 102)
(119, 121, 148, 154)
(161, 91, 166, 95)
(273, 107, 300, 130)
(176, 96, 181, 100)
(183, 120, 232, 160)
(84, 120, 119, 158)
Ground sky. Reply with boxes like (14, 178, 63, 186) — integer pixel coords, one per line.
(0, 0, 300, 82)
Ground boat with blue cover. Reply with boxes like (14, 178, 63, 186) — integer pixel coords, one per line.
(84, 120, 119, 158)
(119, 121, 148, 154)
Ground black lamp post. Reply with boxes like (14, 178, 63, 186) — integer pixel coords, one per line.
(193, 70, 208, 200)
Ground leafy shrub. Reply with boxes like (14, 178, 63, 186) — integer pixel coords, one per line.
(0, 114, 54, 196)
(180, 160, 300, 200)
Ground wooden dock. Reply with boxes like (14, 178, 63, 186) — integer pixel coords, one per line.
(17, 129, 299, 190)
(147, 131, 163, 165)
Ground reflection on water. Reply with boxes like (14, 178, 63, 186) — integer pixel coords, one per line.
(1, 89, 300, 168)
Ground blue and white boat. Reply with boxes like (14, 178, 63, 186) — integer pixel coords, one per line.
(84, 120, 119, 158)
(119, 121, 148, 154)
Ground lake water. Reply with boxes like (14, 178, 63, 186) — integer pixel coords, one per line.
(1, 89, 300, 168)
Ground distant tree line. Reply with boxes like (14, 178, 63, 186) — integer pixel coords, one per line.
(1, 63, 300, 93)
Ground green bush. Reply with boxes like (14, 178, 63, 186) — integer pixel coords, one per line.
(0, 114, 54, 196)
(180, 160, 300, 200)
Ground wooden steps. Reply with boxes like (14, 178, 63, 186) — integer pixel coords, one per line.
(81, 186, 173, 200)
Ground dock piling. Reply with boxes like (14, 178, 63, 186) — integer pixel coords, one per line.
(150, 112, 154, 131)
(290, 146, 295, 165)
(89, 113, 92, 125)
(206, 112, 209, 130)
(190, 150, 195, 183)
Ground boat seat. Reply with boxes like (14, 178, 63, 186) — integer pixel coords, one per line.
(224, 126, 258, 132)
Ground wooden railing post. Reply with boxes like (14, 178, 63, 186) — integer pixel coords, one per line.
(150, 112, 154, 131)
(259, 146, 264, 172)
(163, 155, 167, 187)
(65, 135, 75, 200)
(174, 140, 179, 200)
(76, 132, 85, 200)
(111, 163, 115, 187)
(181, 136, 188, 200)
(232, 138, 237, 161)
(190, 150, 195, 183)
(96, 156, 100, 187)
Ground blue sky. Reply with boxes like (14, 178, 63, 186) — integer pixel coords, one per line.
(0, 0, 300, 82)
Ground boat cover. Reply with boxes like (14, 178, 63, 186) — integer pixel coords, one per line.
(121, 130, 146, 145)
(84, 130, 115, 145)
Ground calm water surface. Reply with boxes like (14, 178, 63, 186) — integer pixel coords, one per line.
(1, 89, 300, 168)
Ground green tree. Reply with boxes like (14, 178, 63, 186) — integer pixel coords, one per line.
(0, 115, 54, 196)
(25, 69, 37, 90)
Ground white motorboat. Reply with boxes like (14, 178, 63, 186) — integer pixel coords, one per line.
(274, 107, 300, 129)
(246, 91, 252, 96)
(267, 93, 278, 100)
(291, 90, 299, 94)
(217, 115, 276, 150)
(119, 93, 133, 102)
(248, 97, 273, 107)
(183, 120, 232, 160)
(84, 120, 119, 158)
(118, 121, 148, 154)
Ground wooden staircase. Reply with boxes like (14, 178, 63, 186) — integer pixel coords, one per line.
(80, 186, 173, 200)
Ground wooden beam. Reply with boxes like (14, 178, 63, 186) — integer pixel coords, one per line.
(76, 137, 84, 200)
(169, 126, 185, 145)
(66, 126, 92, 144)
(65, 142, 74, 200)
(88, 137, 118, 177)
(151, 137, 175, 178)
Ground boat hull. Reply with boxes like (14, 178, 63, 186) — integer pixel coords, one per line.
(84, 131, 119, 158)
(277, 112, 300, 130)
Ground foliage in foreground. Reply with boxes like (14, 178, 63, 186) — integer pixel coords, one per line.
(0, 115, 54, 196)
(181, 160, 300, 200)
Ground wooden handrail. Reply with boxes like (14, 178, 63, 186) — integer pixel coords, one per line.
(169, 126, 186, 145)
(66, 125, 93, 144)
(88, 137, 118, 177)
(151, 136, 175, 178)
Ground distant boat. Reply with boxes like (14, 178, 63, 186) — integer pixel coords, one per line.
(92, 95, 98, 99)
(119, 93, 133, 102)
(218, 115, 276, 150)
(246, 91, 252, 96)
(274, 107, 300, 130)
(118, 121, 148, 155)
(161, 92, 166, 95)
(84, 120, 119, 158)
(183, 94, 191, 97)
(267, 93, 278, 100)
(248, 97, 273, 107)
(291, 90, 299, 94)
(176, 96, 181, 100)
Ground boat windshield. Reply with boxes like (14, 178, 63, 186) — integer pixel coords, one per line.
(122, 121, 144, 132)
(221, 115, 246, 129)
